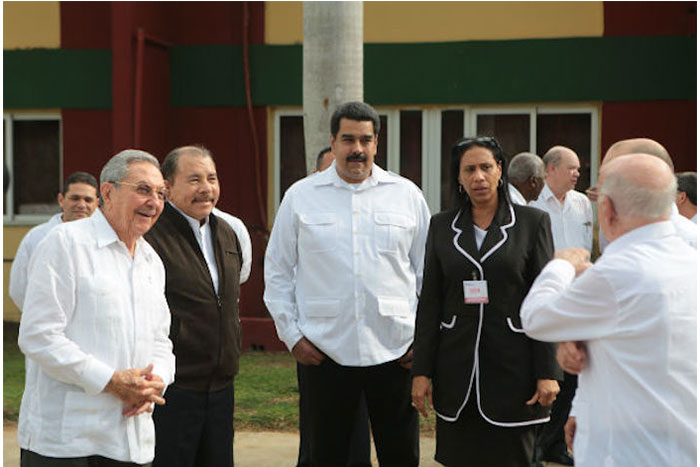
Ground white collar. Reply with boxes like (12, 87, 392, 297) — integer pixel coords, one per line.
(169, 201, 210, 230)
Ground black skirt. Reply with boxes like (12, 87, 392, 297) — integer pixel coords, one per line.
(435, 393, 537, 467)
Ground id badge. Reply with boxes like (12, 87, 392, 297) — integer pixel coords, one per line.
(463, 280, 488, 304)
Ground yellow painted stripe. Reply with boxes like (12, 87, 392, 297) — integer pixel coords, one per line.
(265, 1, 603, 45)
(4, 1, 61, 49)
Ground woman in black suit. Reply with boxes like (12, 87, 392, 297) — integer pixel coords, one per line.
(411, 136, 562, 466)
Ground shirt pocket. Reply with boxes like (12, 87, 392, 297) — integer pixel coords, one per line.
(299, 213, 337, 253)
(377, 296, 413, 349)
(61, 391, 120, 444)
(374, 212, 412, 253)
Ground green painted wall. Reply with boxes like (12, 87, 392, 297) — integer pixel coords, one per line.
(4, 49, 111, 109)
(4, 36, 695, 109)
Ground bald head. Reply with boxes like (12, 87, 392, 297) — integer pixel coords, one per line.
(543, 146, 580, 197)
(599, 154, 676, 221)
(603, 138, 674, 172)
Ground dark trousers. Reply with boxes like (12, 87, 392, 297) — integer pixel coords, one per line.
(536, 372, 577, 460)
(300, 358, 419, 467)
(297, 362, 371, 467)
(152, 383, 234, 467)
(21, 450, 150, 467)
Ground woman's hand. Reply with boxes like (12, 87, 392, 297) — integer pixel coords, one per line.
(411, 376, 433, 418)
(526, 378, 560, 407)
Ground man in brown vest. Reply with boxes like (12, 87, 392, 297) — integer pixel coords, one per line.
(145, 145, 242, 467)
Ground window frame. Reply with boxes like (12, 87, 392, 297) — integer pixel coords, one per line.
(272, 104, 599, 216)
(3, 112, 63, 226)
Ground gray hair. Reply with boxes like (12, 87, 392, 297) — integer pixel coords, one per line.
(542, 146, 567, 169)
(600, 167, 677, 219)
(100, 149, 160, 184)
(508, 152, 545, 184)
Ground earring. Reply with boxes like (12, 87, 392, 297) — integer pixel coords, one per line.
(458, 185, 465, 194)
(498, 179, 504, 187)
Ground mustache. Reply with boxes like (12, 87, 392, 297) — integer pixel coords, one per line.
(193, 194, 216, 203)
(346, 153, 367, 163)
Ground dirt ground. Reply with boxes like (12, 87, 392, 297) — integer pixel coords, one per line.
(3, 422, 441, 467)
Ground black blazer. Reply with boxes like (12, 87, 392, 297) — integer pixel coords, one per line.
(413, 196, 562, 426)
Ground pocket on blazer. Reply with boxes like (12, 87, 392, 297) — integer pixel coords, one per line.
(506, 316, 525, 333)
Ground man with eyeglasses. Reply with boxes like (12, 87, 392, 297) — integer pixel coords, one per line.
(144, 145, 243, 467)
(10, 171, 99, 311)
(17, 149, 175, 466)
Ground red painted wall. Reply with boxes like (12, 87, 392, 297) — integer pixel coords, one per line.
(601, 100, 697, 171)
(604, 1, 696, 36)
(59, 2, 272, 330)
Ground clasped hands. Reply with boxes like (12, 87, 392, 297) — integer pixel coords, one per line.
(104, 363, 165, 418)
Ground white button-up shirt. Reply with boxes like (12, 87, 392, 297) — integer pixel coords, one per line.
(600, 204, 696, 251)
(170, 202, 220, 292)
(9, 213, 63, 310)
(531, 183, 593, 252)
(18, 209, 175, 464)
(213, 207, 252, 284)
(508, 183, 527, 206)
(264, 162, 431, 366)
(520, 221, 696, 467)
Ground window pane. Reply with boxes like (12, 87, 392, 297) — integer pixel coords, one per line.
(279, 116, 306, 203)
(375, 115, 388, 170)
(476, 114, 530, 161)
(400, 110, 422, 186)
(441, 110, 464, 211)
(13, 120, 60, 215)
(536, 114, 592, 192)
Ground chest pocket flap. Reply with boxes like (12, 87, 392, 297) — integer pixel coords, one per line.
(299, 212, 337, 252)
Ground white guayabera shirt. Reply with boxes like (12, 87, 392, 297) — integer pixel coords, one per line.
(520, 221, 697, 467)
(18, 209, 175, 464)
(264, 162, 431, 366)
(531, 183, 593, 252)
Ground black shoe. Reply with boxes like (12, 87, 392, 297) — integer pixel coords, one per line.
(542, 451, 574, 466)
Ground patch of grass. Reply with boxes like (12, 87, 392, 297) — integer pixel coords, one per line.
(3, 324, 435, 433)
(4, 322, 25, 421)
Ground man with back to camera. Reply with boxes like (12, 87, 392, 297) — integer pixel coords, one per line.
(521, 153, 696, 467)
(675, 172, 696, 223)
(145, 145, 242, 467)
(265, 102, 431, 466)
(17, 149, 175, 466)
(588, 138, 696, 251)
(529, 145, 592, 466)
(10, 171, 99, 310)
(316, 146, 335, 172)
(507, 152, 546, 206)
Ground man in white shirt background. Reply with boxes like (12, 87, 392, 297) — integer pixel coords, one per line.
(18, 149, 175, 466)
(264, 102, 431, 466)
(675, 172, 696, 223)
(520, 153, 696, 467)
(9, 171, 99, 310)
(507, 151, 545, 206)
(529, 145, 592, 466)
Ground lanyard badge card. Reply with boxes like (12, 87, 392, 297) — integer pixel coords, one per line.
(463, 280, 488, 304)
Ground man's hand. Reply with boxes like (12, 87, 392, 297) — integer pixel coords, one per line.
(525, 379, 560, 407)
(557, 341, 588, 374)
(411, 376, 433, 418)
(565, 416, 577, 451)
(397, 348, 413, 370)
(554, 248, 592, 276)
(292, 337, 325, 366)
(104, 364, 166, 411)
(121, 374, 165, 418)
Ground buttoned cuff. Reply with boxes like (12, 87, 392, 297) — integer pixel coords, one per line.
(81, 356, 115, 395)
